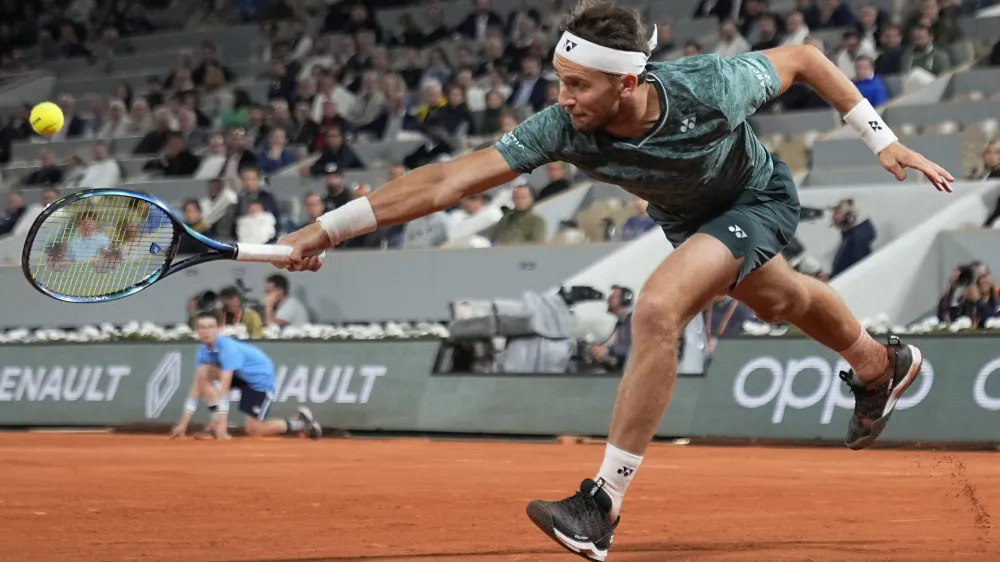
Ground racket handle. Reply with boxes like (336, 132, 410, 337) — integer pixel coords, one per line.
(234, 243, 325, 264)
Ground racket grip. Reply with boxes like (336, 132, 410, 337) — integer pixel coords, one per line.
(235, 244, 325, 264)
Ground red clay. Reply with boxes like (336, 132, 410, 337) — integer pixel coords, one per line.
(0, 433, 997, 561)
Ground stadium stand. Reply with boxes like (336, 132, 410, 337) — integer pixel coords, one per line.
(1, 0, 1000, 350)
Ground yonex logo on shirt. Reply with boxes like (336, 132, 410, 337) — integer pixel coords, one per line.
(729, 225, 747, 239)
(680, 117, 696, 133)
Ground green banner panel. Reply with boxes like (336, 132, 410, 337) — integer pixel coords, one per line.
(695, 337, 1000, 442)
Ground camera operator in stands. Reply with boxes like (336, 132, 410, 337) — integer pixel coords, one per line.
(829, 198, 876, 279)
(588, 286, 635, 371)
(939, 262, 1000, 327)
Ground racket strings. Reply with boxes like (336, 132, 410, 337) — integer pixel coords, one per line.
(26, 194, 177, 300)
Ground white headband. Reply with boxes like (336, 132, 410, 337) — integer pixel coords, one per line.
(555, 25, 658, 75)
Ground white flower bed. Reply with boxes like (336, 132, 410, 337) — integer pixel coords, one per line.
(0, 321, 451, 344)
(741, 314, 1000, 337)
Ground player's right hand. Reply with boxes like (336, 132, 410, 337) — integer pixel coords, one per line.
(169, 423, 187, 439)
(276, 223, 328, 273)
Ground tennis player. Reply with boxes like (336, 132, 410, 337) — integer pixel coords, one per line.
(170, 312, 321, 441)
(274, 1, 953, 559)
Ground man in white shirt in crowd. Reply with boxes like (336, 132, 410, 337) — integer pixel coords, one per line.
(264, 274, 310, 327)
(834, 30, 876, 79)
(79, 141, 122, 190)
(311, 71, 356, 124)
(713, 19, 751, 59)
(448, 192, 503, 241)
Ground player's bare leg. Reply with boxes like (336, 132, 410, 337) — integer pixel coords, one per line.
(243, 408, 322, 439)
(729, 255, 922, 450)
(526, 235, 741, 561)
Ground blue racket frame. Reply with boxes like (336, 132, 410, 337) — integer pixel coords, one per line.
(21, 188, 239, 303)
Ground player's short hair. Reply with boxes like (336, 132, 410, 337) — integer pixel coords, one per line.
(564, 0, 650, 70)
(195, 310, 219, 324)
(266, 274, 290, 295)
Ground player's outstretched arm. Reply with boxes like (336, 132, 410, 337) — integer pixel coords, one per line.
(761, 44, 954, 192)
(277, 148, 521, 272)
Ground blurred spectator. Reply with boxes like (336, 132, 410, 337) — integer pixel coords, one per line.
(291, 101, 320, 148)
(538, 162, 572, 200)
(457, 0, 505, 41)
(79, 141, 122, 190)
(856, 3, 884, 50)
(448, 192, 504, 239)
(320, 171, 353, 212)
(223, 130, 258, 183)
(200, 178, 238, 240)
(815, 0, 857, 28)
(313, 99, 351, 151)
(853, 56, 889, 107)
(311, 71, 355, 124)
(201, 64, 235, 114)
(694, 0, 734, 20)
(360, 88, 425, 142)
(193, 42, 235, 86)
(620, 197, 656, 241)
(245, 105, 270, 149)
(257, 129, 295, 175)
(426, 83, 476, 137)
(781, 12, 810, 46)
(0, 191, 26, 236)
(713, 19, 751, 59)
(650, 21, 676, 60)
(491, 185, 546, 245)
(389, 13, 426, 48)
(904, 0, 961, 48)
(143, 133, 201, 177)
(751, 15, 781, 51)
(875, 25, 904, 75)
(98, 100, 130, 138)
(738, 0, 766, 41)
(939, 262, 999, 327)
(508, 55, 549, 113)
(194, 134, 228, 179)
(219, 89, 254, 130)
(51, 94, 85, 140)
(218, 285, 265, 338)
(683, 41, 703, 57)
(178, 109, 208, 148)
(67, 211, 109, 260)
(423, 47, 455, 86)
(264, 274, 310, 327)
(266, 58, 297, 104)
(125, 99, 153, 135)
(834, 30, 876, 79)
(177, 200, 211, 254)
(307, 127, 364, 176)
(902, 25, 951, 76)
(980, 141, 1000, 182)
(348, 70, 388, 127)
(403, 210, 451, 249)
(236, 199, 277, 244)
(133, 108, 174, 155)
(588, 285, 635, 370)
(297, 192, 326, 230)
(21, 151, 64, 187)
(829, 198, 876, 278)
(415, 80, 448, 122)
(237, 168, 280, 218)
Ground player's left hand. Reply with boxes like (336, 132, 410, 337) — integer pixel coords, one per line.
(879, 142, 955, 193)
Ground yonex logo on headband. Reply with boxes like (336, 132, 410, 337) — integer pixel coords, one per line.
(555, 25, 657, 76)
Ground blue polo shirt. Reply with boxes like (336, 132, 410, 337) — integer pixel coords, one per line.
(195, 336, 275, 392)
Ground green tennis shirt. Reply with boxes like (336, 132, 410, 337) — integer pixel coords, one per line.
(493, 52, 782, 222)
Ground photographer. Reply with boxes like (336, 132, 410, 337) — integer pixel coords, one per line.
(588, 286, 635, 371)
(829, 198, 876, 279)
(218, 286, 265, 338)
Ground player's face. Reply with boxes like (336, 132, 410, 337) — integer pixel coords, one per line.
(196, 317, 219, 344)
(553, 56, 626, 133)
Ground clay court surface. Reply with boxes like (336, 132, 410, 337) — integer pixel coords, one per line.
(0, 434, 998, 561)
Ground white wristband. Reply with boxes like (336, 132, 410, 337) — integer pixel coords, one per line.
(184, 397, 198, 414)
(843, 98, 897, 155)
(217, 398, 229, 413)
(316, 197, 378, 245)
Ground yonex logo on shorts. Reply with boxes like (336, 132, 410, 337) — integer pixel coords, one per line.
(728, 225, 746, 239)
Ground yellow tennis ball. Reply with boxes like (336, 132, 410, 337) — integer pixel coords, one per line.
(31, 102, 64, 137)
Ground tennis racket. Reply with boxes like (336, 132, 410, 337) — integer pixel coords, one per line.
(21, 188, 322, 303)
